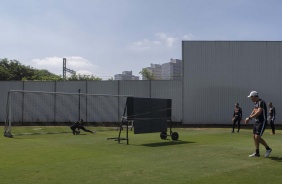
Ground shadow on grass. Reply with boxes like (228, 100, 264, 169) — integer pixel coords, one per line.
(140, 140, 195, 147)
(269, 156, 282, 162)
(12, 132, 70, 136)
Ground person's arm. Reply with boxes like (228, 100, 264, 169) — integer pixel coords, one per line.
(245, 108, 260, 124)
(250, 108, 256, 116)
(250, 108, 262, 119)
(239, 108, 242, 120)
(273, 108, 276, 120)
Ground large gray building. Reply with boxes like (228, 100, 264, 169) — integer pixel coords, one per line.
(182, 41, 282, 124)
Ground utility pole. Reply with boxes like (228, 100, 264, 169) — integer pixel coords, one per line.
(63, 58, 76, 80)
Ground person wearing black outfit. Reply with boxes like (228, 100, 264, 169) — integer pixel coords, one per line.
(245, 91, 272, 158)
(268, 102, 276, 135)
(232, 103, 242, 133)
(70, 119, 95, 135)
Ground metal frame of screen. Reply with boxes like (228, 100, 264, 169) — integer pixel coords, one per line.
(108, 97, 179, 145)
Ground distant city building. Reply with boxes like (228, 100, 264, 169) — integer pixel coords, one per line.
(162, 59, 182, 80)
(141, 64, 162, 80)
(141, 59, 182, 80)
(114, 71, 139, 80)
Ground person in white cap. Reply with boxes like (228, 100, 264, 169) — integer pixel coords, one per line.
(245, 91, 272, 157)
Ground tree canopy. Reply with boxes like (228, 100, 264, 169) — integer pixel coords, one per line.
(0, 58, 102, 81)
(139, 68, 157, 80)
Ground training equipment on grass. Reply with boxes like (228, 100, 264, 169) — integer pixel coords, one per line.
(108, 97, 178, 144)
(4, 90, 128, 137)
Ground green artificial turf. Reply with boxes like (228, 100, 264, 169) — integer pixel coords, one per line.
(0, 127, 281, 184)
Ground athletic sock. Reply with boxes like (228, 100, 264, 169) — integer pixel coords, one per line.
(256, 149, 259, 155)
(266, 147, 270, 150)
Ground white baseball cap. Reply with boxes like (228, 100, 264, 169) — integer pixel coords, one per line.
(247, 91, 258, 98)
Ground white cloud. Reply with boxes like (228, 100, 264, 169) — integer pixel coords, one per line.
(129, 39, 162, 51)
(128, 32, 194, 51)
(155, 32, 178, 47)
(183, 33, 196, 40)
(31, 56, 98, 76)
(76, 70, 93, 75)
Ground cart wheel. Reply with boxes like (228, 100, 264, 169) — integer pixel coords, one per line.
(171, 132, 179, 140)
(160, 132, 167, 139)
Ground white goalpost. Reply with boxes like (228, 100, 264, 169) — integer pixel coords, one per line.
(4, 90, 129, 137)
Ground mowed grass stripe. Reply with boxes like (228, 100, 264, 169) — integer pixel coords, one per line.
(0, 127, 282, 184)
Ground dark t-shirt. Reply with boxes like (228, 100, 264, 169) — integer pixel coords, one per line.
(233, 107, 242, 119)
(269, 107, 276, 119)
(254, 99, 267, 122)
(72, 121, 83, 128)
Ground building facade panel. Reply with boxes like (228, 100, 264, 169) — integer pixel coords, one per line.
(151, 80, 182, 122)
(55, 81, 87, 122)
(119, 80, 150, 97)
(183, 41, 282, 124)
(86, 81, 120, 122)
(23, 81, 55, 92)
(0, 81, 23, 122)
(22, 82, 56, 122)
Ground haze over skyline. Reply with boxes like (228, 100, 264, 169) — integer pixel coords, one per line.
(1, 0, 282, 78)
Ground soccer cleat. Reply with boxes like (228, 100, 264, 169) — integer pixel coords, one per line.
(92, 131, 96, 134)
(265, 148, 272, 158)
(249, 153, 260, 157)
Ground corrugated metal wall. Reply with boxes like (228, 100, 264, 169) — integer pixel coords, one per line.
(0, 80, 182, 123)
(151, 81, 182, 122)
(0, 82, 23, 123)
(183, 41, 282, 124)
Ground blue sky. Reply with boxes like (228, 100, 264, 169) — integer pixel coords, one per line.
(1, 0, 281, 78)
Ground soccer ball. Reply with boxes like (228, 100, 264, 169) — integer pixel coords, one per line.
(75, 130, 80, 135)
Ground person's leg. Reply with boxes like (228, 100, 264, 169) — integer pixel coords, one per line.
(255, 135, 269, 148)
(249, 124, 260, 157)
(254, 134, 260, 155)
(257, 135, 272, 157)
(70, 125, 76, 135)
(272, 120, 276, 134)
(270, 120, 275, 134)
(232, 119, 235, 133)
(237, 119, 240, 132)
(80, 126, 93, 133)
(257, 121, 272, 157)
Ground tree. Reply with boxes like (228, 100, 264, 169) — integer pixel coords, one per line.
(31, 69, 62, 81)
(67, 74, 102, 81)
(139, 68, 157, 80)
(0, 65, 10, 80)
(0, 58, 31, 80)
(0, 58, 103, 81)
(0, 58, 61, 81)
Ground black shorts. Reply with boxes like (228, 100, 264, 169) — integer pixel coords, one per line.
(253, 121, 267, 136)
